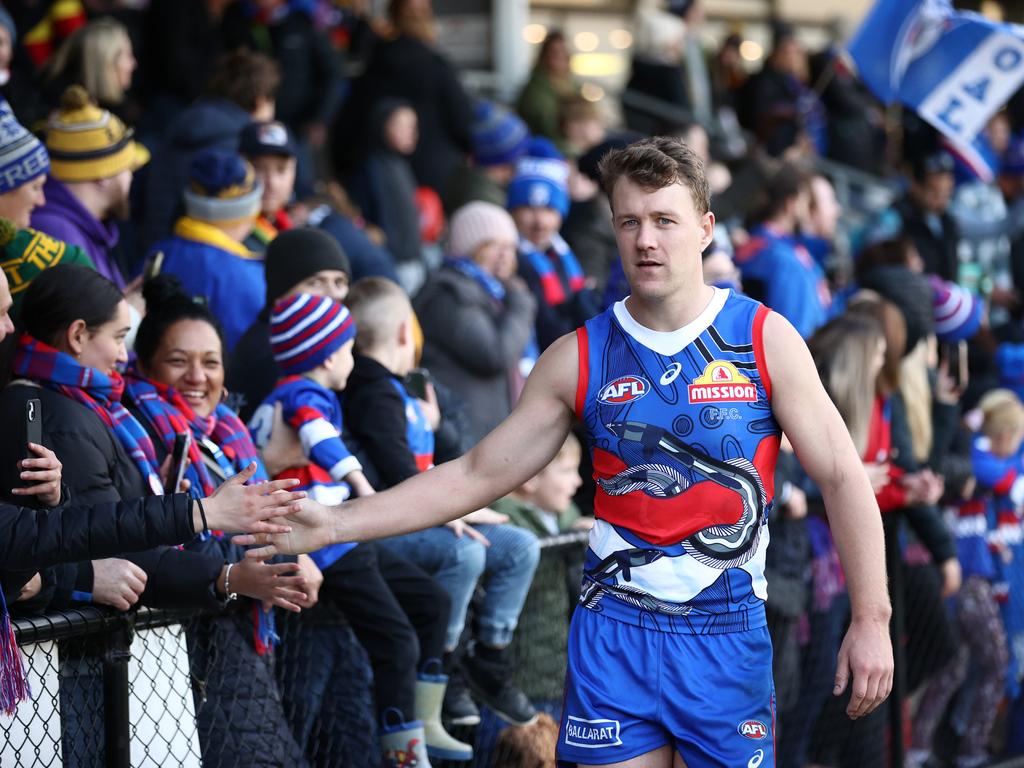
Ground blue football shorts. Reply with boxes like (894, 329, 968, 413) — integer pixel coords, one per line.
(557, 606, 775, 767)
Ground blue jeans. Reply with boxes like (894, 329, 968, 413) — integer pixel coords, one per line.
(378, 524, 540, 649)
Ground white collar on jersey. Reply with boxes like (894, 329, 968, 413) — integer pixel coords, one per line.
(613, 287, 729, 356)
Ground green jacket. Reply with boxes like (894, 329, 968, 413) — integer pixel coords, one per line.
(491, 495, 582, 537)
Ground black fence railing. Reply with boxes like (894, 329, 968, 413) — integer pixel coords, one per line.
(5, 524, 1024, 768)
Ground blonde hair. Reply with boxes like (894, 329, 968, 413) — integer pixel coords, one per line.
(899, 340, 933, 463)
(45, 18, 132, 106)
(556, 432, 582, 465)
(809, 313, 885, 457)
(345, 277, 412, 353)
(979, 388, 1024, 437)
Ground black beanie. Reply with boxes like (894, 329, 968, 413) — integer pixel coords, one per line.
(858, 265, 934, 354)
(264, 227, 352, 308)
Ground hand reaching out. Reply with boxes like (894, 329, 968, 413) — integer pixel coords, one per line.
(224, 557, 308, 612)
(200, 463, 306, 534)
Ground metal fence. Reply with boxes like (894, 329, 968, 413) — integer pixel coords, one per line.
(5, 525, 1024, 768)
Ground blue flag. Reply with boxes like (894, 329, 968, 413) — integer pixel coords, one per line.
(849, 0, 1024, 173)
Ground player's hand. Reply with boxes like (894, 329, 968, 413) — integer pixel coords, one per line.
(226, 557, 307, 613)
(201, 463, 305, 534)
(11, 443, 62, 506)
(447, 518, 491, 546)
(834, 615, 893, 719)
(92, 558, 148, 611)
(233, 497, 335, 558)
(939, 558, 962, 598)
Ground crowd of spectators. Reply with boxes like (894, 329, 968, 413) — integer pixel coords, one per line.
(2, 0, 1024, 767)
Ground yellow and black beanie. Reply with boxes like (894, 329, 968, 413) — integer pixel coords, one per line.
(45, 85, 149, 182)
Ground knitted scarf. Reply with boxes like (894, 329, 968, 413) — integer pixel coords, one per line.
(124, 370, 277, 655)
(444, 257, 505, 301)
(520, 234, 585, 307)
(13, 335, 163, 494)
(124, 370, 266, 498)
(0, 588, 29, 715)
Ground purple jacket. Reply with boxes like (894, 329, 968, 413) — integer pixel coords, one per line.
(31, 177, 125, 289)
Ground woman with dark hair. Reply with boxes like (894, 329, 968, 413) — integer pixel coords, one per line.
(0, 264, 310, 767)
(126, 274, 385, 768)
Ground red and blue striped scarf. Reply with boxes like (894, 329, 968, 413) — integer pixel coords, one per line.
(13, 335, 163, 494)
(123, 370, 277, 654)
(520, 234, 585, 307)
(124, 371, 266, 497)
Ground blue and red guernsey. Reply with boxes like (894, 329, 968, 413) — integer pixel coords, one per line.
(575, 288, 781, 634)
(390, 378, 436, 473)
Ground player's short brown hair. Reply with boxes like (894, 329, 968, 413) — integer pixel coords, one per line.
(597, 136, 710, 215)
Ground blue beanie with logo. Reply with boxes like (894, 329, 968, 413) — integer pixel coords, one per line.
(507, 138, 570, 217)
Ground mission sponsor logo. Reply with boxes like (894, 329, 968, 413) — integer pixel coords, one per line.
(687, 361, 757, 404)
(598, 375, 650, 405)
(738, 720, 768, 740)
(564, 716, 623, 748)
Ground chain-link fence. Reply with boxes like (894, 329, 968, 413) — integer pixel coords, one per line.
(7, 525, 1024, 768)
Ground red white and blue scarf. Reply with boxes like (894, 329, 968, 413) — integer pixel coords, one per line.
(123, 370, 278, 654)
(519, 233, 585, 307)
(13, 335, 163, 494)
(124, 371, 266, 498)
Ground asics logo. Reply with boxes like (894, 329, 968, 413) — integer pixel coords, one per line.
(660, 363, 683, 385)
(748, 749, 765, 768)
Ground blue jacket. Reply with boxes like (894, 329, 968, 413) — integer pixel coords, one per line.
(735, 224, 831, 339)
(151, 217, 265, 351)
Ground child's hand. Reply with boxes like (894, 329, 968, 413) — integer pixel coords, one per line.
(446, 519, 491, 546)
(261, 403, 308, 476)
(461, 508, 508, 526)
(417, 381, 441, 431)
(572, 517, 595, 532)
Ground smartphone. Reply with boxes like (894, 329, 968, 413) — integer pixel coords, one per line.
(939, 340, 968, 390)
(25, 398, 42, 452)
(167, 432, 192, 494)
(405, 368, 431, 400)
(144, 251, 165, 282)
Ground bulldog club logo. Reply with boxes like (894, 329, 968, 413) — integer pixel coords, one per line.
(687, 361, 757, 404)
(598, 375, 650, 405)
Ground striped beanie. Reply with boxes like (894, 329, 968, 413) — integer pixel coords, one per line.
(930, 275, 982, 343)
(271, 293, 357, 375)
(0, 98, 48, 194)
(45, 86, 149, 182)
(184, 148, 263, 223)
(507, 137, 570, 217)
(471, 101, 530, 167)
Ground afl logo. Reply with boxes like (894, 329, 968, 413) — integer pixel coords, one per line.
(738, 720, 768, 740)
(598, 375, 650, 405)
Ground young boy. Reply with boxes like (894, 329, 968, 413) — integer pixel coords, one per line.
(491, 432, 593, 537)
(252, 293, 470, 767)
(344, 277, 542, 727)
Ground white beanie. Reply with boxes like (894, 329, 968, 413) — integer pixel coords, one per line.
(448, 201, 518, 259)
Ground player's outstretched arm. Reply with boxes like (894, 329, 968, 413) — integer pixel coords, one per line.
(763, 311, 893, 720)
(241, 333, 579, 557)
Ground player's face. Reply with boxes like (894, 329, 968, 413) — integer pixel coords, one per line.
(611, 178, 714, 302)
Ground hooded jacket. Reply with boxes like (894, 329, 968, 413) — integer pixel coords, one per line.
(31, 177, 124, 288)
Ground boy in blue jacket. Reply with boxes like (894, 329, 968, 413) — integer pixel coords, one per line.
(251, 292, 470, 767)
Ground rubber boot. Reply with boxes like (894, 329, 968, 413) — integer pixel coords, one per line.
(417, 660, 474, 762)
(380, 709, 431, 768)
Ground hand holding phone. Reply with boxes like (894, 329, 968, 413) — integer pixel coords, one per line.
(404, 368, 431, 401)
(166, 432, 192, 494)
(25, 398, 42, 455)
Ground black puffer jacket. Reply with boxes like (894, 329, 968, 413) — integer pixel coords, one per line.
(0, 494, 195, 571)
(0, 383, 224, 611)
